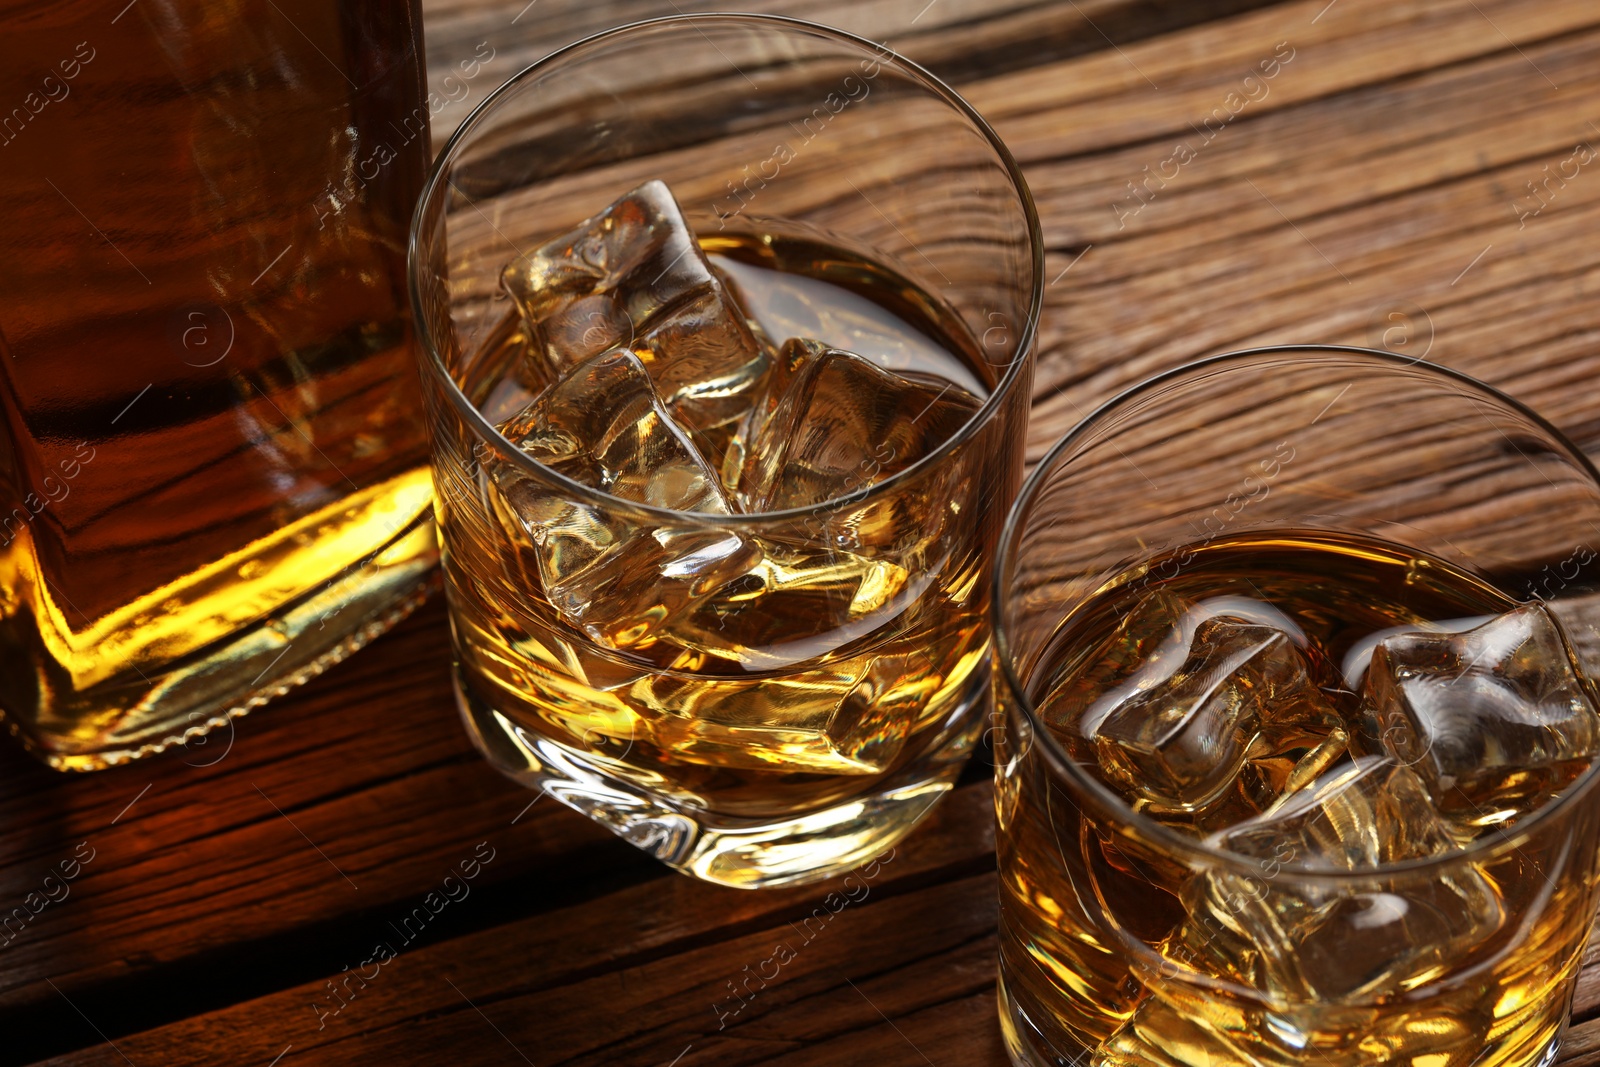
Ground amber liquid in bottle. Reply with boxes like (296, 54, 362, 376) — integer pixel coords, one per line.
(0, 0, 438, 767)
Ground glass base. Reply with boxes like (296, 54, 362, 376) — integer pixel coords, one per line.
(999, 973, 1088, 1067)
(454, 660, 983, 889)
(11, 503, 438, 771)
(997, 973, 1565, 1067)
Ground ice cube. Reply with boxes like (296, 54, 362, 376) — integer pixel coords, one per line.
(1048, 594, 1349, 832)
(711, 252, 989, 397)
(626, 553, 985, 770)
(719, 336, 813, 494)
(640, 645, 927, 774)
(1184, 757, 1504, 1005)
(1284, 884, 1502, 1001)
(730, 339, 981, 514)
(1211, 755, 1461, 868)
(491, 348, 760, 650)
(500, 180, 772, 469)
(1359, 603, 1600, 829)
(645, 535, 920, 673)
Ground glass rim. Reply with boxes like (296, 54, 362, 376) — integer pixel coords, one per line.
(407, 12, 1045, 528)
(992, 343, 1600, 881)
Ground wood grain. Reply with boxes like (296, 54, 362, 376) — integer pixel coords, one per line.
(30, 780, 996, 1066)
(15, 1, 1600, 1065)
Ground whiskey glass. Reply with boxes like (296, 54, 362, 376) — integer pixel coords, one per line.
(410, 15, 1042, 888)
(992, 347, 1600, 1066)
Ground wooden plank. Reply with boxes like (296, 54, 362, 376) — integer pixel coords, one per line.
(760, 989, 1004, 1067)
(968, 0, 1599, 159)
(1561, 1017, 1600, 1066)
(250, 876, 997, 1066)
(0, 600, 656, 1066)
(31, 781, 996, 1066)
(420, 0, 1293, 147)
(969, 0, 1600, 457)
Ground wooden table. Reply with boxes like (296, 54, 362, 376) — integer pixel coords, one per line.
(13, 0, 1600, 1063)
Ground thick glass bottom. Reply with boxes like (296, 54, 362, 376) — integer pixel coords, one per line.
(455, 659, 982, 888)
(999, 972, 1087, 1067)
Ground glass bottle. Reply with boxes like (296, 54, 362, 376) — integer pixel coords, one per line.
(0, 0, 439, 768)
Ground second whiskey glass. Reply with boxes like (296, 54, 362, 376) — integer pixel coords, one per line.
(993, 347, 1600, 1067)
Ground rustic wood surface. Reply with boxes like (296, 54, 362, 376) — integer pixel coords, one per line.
(13, 0, 1600, 1064)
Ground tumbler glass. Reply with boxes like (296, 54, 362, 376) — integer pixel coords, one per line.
(410, 15, 1042, 888)
(992, 347, 1600, 1066)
